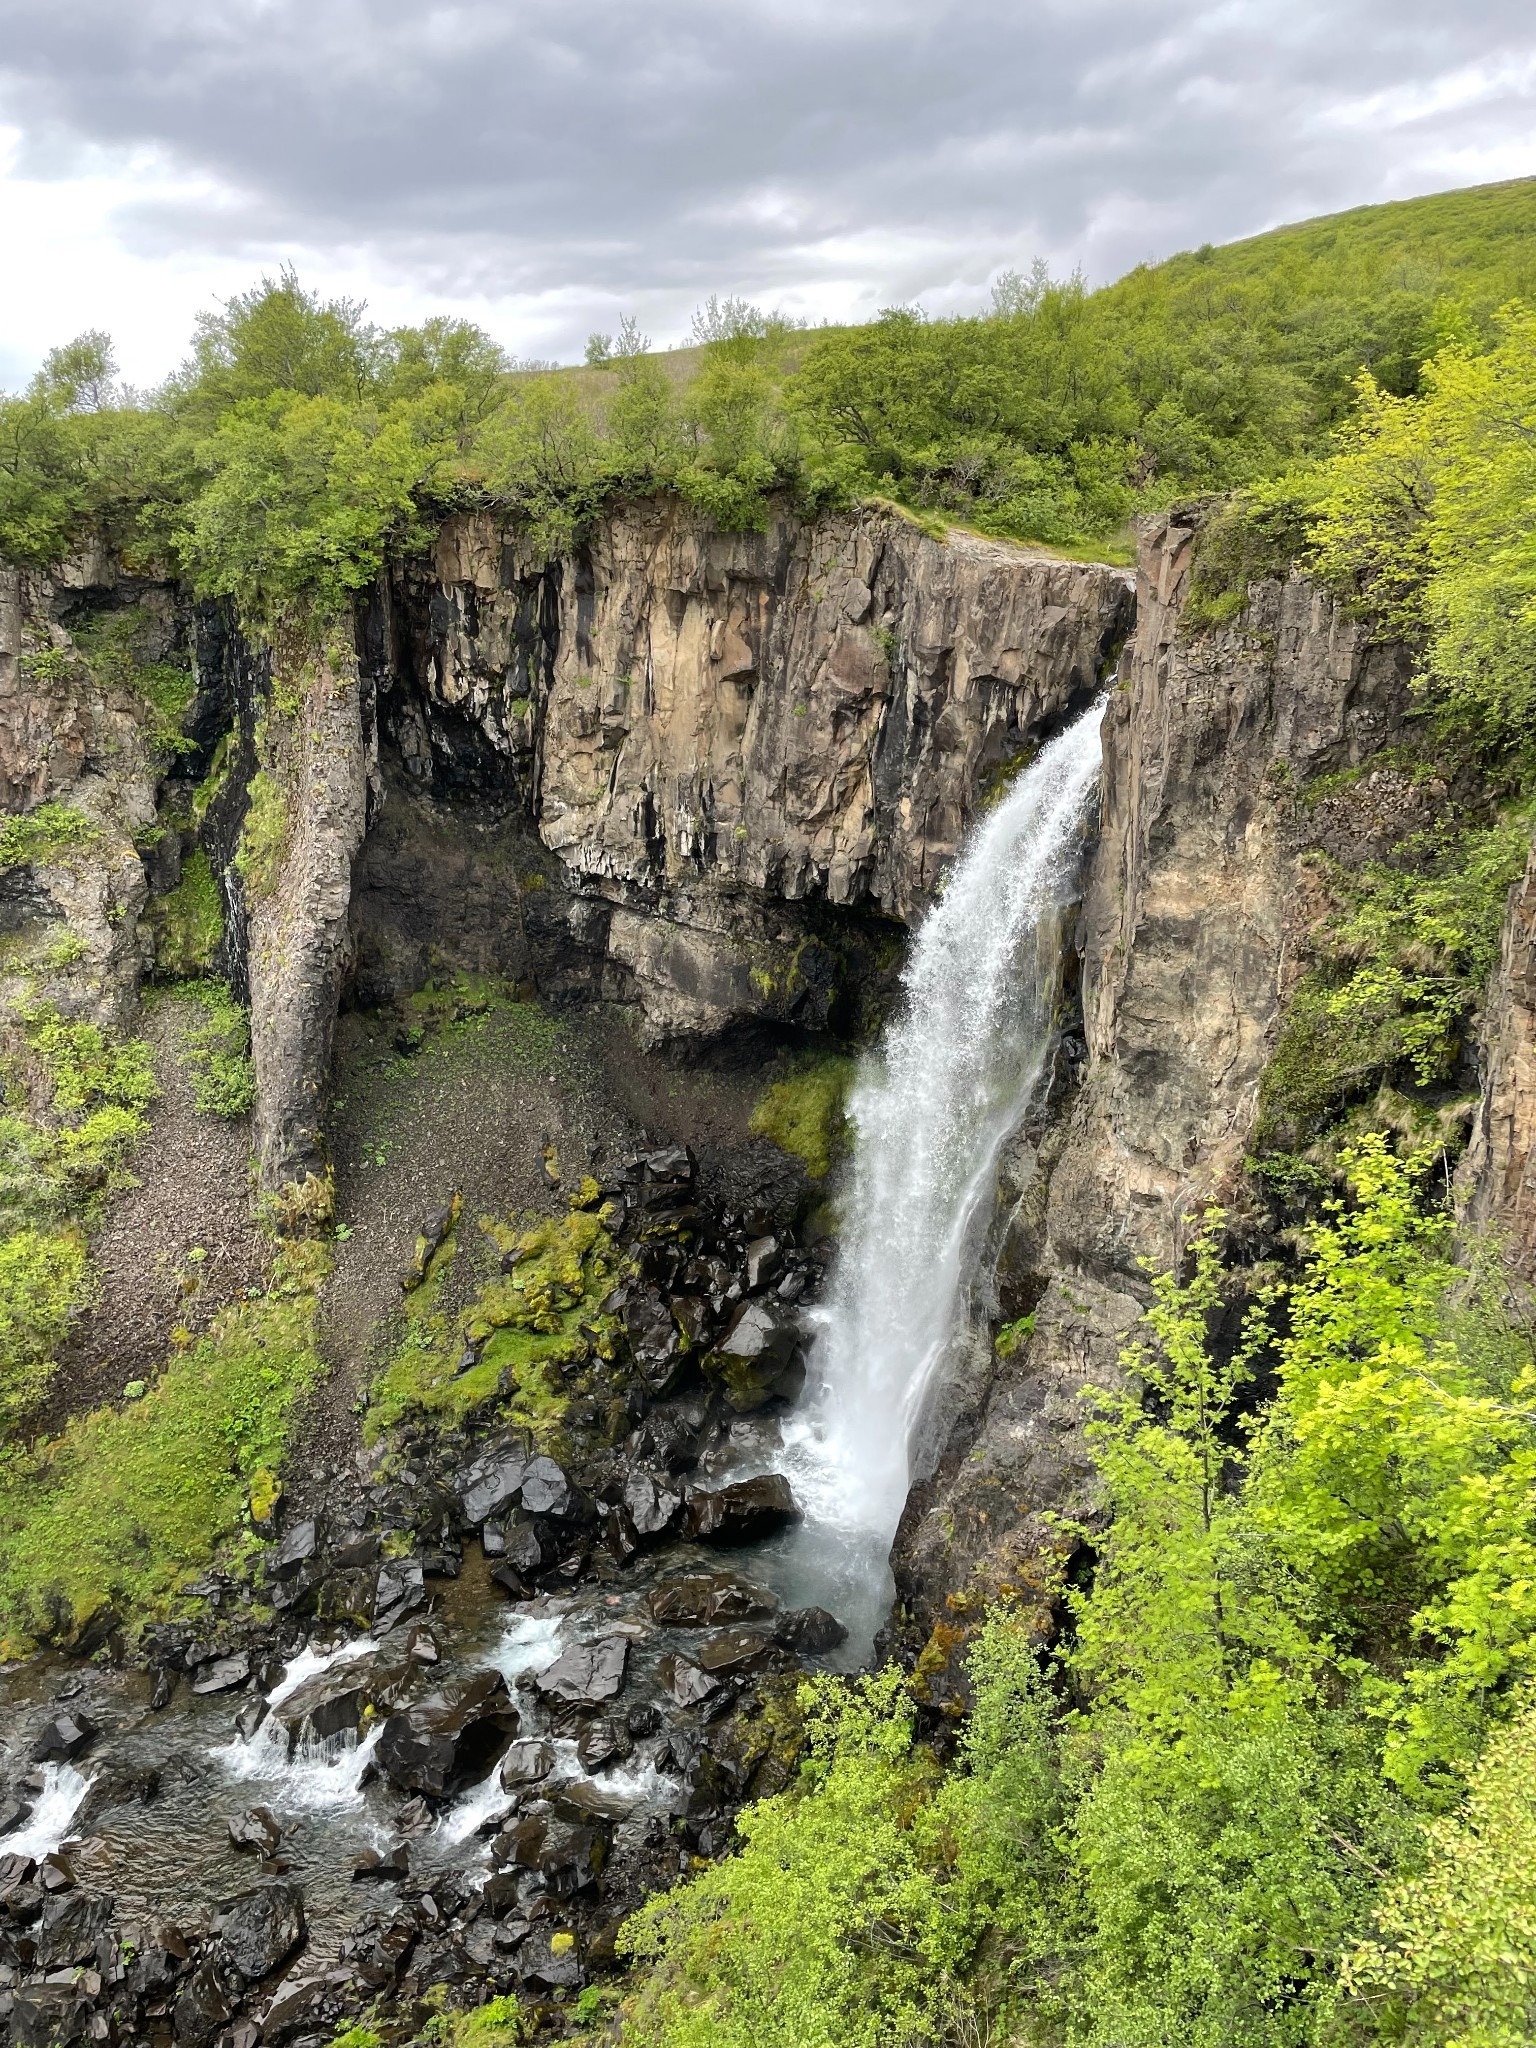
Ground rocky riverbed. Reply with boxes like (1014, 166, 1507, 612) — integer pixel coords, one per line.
(0, 1144, 851, 2046)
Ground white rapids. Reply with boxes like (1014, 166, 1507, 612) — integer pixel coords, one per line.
(774, 697, 1106, 1652)
(0, 1762, 93, 1861)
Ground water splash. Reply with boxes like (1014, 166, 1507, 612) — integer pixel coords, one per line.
(776, 698, 1105, 1649)
(265, 1635, 375, 1709)
(211, 1719, 383, 1812)
(0, 1762, 93, 1860)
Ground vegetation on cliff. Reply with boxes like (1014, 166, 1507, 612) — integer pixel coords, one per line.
(4, 179, 1535, 609)
(616, 1145, 1536, 2047)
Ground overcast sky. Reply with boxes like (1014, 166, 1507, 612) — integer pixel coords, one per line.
(1, 0, 1533, 390)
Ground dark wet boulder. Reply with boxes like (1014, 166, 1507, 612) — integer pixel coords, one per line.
(659, 1655, 723, 1710)
(175, 1954, 238, 2043)
(0, 1791, 31, 1834)
(211, 1879, 307, 1981)
(502, 1520, 552, 1575)
(353, 1842, 410, 1880)
(776, 1606, 850, 1654)
(687, 1474, 800, 1543)
(457, 1441, 531, 1526)
(376, 1671, 519, 1798)
(33, 1888, 112, 1966)
(698, 1628, 774, 1676)
(623, 1291, 686, 1394)
(30, 1708, 96, 1763)
(229, 1805, 283, 1857)
(495, 1816, 607, 1896)
(269, 1519, 318, 1576)
(622, 1468, 683, 1539)
(576, 1718, 632, 1772)
(260, 1969, 331, 2040)
(602, 1504, 640, 1563)
(373, 1556, 426, 1628)
(275, 1654, 412, 1751)
(520, 1456, 581, 1519)
(534, 1638, 628, 1708)
(7, 1983, 88, 2048)
(499, 1738, 556, 1789)
(516, 1923, 585, 1987)
(705, 1300, 803, 1411)
(744, 1235, 781, 1290)
(646, 1569, 780, 1626)
(191, 1651, 251, 1694)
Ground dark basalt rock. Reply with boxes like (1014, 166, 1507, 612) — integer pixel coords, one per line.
(776, 1606, 849, 1654)
(191, 1652, 251, 1694)
(705, 1299, 803, 1412)
(33, 1888, 113, 1966)
(229, 1805, 283, 1857)
(30, 1709, 97, 1763)
(174, 1954, 238, 2045)
(352, 1842, 410, 1880)
(272, 1655, 410, 1749)
(622, 1468, 682, 1539)
(658, 1654, 723, 1709)
(520, 1456, 581, 1520)
(376, 1671, 519, 1798)
(457, 1441, 531, 1526)
(697, 1628, 773, 1676)
(499, 1737, 556, 1789)
(373, 1556, 426, 1628)
(211, 1880, 307, 1981)
(494, 1816, 607, 1895)
(686, 1474, 800, 1543)
(645, 1569, 779, 1626)
(269, 1520, 318, 1576)
(575, 1718, 632, 1772)
(534, 1638, 628, 1708)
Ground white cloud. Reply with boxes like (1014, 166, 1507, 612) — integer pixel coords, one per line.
(0, 0, 1533, 386)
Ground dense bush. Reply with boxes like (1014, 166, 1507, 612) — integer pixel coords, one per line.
(615, 1145, 1536, 2047)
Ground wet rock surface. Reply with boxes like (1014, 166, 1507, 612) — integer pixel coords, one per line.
(0, 1144, 834, 2044)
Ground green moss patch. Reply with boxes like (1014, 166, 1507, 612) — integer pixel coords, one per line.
(0, 1244, 326, 1651)
(71, 604, 196, 758)
(148, 848, 226, 977)
(174, 980, 255, 1118)
(0, 1004, 156, 1434)
(235, 767, 289, 899)
(749, 1055, 857, 1179)
(0, 802, 97, 872)
(367, 1203, 623, 1445)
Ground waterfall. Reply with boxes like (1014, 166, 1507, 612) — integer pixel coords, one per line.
(773, 697, 1106, 1652)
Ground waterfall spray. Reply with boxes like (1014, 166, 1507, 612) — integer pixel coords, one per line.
(772, 697, 1106, 1652)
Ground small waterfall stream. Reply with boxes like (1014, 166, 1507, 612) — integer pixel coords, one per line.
(762, 699, 1107, 1653)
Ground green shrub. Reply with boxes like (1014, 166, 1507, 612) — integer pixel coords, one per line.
(749, 1056, 857, 1179)
(0, 803, 96, 872)
(0, 1225, 87, 1437)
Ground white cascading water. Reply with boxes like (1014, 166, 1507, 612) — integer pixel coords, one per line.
(774, 697, 1106, 1652)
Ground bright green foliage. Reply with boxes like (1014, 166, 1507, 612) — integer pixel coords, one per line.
(618, 1141, 1536, 2048)
(69, 602, 196, 757)
(1345, 1698, 1536, 2047)
(176, 981, 255, 1118)
(0, 1243, 325, 1649)
(1310, 309, 1536, 756)
(235, 768, 289, 898)
(1259, 814, 1531, 1148)
(420, 1993, 526, 2045)
(149, 849, 226, 977)
(0, 1004, 155, 1437)
(0, 1226, 87, 1437)
(367, 1202, 621, 1440)
(0, 802, 97, 871)
(748, 1056, 856, 1179)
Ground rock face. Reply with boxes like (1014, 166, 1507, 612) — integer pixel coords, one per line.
(245, 639, 371, 1202)
(1460, 840, 1536, 1278)
(892, 508, 1417, 1646)
(367, 499, 1133, 1043)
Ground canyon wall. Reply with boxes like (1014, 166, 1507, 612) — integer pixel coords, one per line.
(892, 509, 1422, 1653)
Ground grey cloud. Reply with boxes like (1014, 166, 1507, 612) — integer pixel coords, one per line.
(2, 0, 1534, 358)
